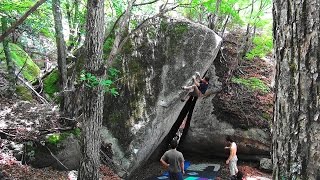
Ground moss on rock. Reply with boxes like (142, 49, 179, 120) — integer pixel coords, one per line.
(43, 69, 59, 97)
(16, 85, 33, 101)
(0, 43, 40, 82)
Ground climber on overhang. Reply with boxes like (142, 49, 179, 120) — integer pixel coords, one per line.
(181, 72, 210, 102)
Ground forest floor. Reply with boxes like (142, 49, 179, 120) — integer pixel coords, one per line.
(0, 97, 120, 180)
(1, 97, 271, 179)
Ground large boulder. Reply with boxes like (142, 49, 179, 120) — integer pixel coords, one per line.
(104, 16, 222, 174)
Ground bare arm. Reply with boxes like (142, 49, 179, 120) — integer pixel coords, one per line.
(180, 161, 185, 174)
(160, 159, 169, 169)
(193, 77, 200, 87)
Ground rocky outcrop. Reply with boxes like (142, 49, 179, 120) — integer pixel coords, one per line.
(260, 158, 272, 172)
(104, 16, 222, 174)
(179, 43, 272, 160)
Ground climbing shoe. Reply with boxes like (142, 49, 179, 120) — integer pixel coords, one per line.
(195, 72, 201, 78)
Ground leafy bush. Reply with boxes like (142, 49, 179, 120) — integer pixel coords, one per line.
(246, 34, 273, 60)
(232, 77, 270, 93)
(80, 68, 120, 96)
(46, 128, 81, 145)
(47, 133, 61, 145)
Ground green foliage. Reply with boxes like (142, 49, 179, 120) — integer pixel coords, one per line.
(104, 35, 115, 56)
(16, 85, 33, 101)
(0, 43, 40, 82)
(72, 128, 81, 137)
(245, 34, 273, 60)
(46, 128, 81, 145)
(0, 0, 54, 38)
(80, 68, 120, 96)
(0, 0, 35, 13)
(111, 0, 126, 16)
(43, 69, 59, 97)
(232, 77, 270, 93)
(47, 133, 61, 145)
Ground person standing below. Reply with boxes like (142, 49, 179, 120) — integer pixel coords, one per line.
(181, 72, 210, 102)
(225, 136, 238, 179)
(160, 139, 185, 180)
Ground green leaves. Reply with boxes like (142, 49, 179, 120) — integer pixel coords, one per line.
(47, 133, 61, 145)
(246, 34, 273, 60)
(232, 77, 270, 93)
(80, 68, 120, 96)
(108, 67, 120, 77)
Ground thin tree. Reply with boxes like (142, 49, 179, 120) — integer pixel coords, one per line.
(1, 17, 16, 95)
(78, 0, 105, 179)
(272, 0, 320, 179)
(52, 0, 68, 115)
(207, 0, 222, 31)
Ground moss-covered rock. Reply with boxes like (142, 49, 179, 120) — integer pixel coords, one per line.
(43, 69, 59, 97)
(0, 43, 40, 82)
(15, 85, 33, 101)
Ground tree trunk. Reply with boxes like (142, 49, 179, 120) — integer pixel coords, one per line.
(66, 0, 80, 52)
(77, 0, 105, 179)
(207, 0, 222, 31)
(52, 0, 68, 114)
(220, 15, 229, 37)
(1, 17, 16, 95)
(240, 0, 255, 58)
(272, 0, 320, 179)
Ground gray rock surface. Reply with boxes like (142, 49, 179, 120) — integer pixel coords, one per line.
(53, 135, 81, 170)
(30, 135, 81, 170)
(260, 158, 272, 171)
(104, 16, 222, 174)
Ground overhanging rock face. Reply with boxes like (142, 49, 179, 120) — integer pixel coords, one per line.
(103, 17, 222, 174)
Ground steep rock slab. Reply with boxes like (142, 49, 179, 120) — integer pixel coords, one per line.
(104, 17, 222, 174)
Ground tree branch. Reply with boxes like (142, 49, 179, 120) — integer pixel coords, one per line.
(0, 0, 47, 43)
(106, 0, 136, 65)
(109, 5, 180, 64)
(17, 75, 49, 104)
(104, 11, 125, 42)
(133, 0, 159, 6)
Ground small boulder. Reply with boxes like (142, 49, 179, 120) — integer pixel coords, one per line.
(53, 134, 81, 170)
(259, 158, 272, 172)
